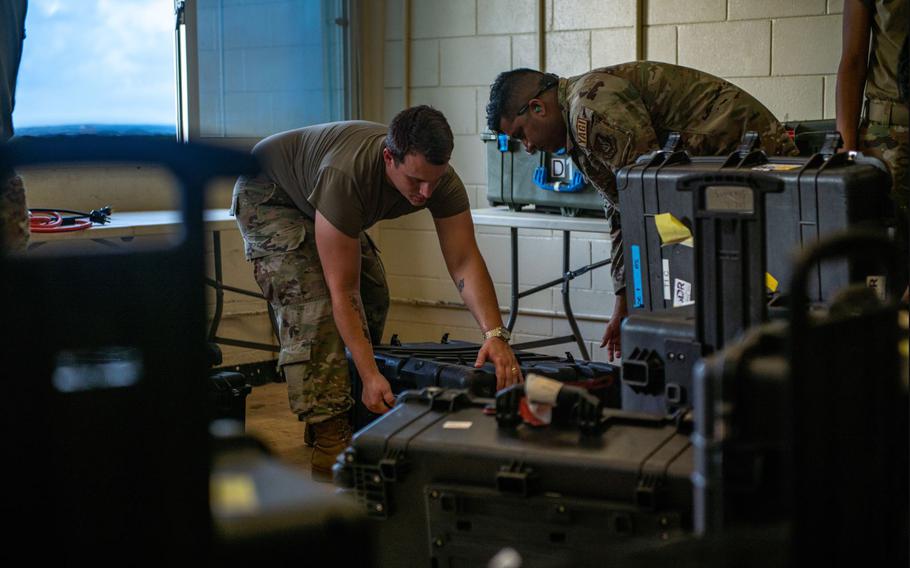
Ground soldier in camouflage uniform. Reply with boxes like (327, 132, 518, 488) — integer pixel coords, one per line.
(234, 107, 521, 480)
(0, 0, 29, 254)
(0, 172, 28, 253)
(837, 0, 908, 297)
(487, 61, 797, 361)
(233, 180, 391, 423)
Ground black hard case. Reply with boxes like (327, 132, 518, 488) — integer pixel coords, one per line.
(620, 307, 698, 416)
(211, 433, 374, 566)
(0, 137, 255, 563)
(620, 172, 784, 416)
(349, 339, 619, 430)
(482, 132, 605, 217)
(208, 371, 252, 427)
(692, 231, 908, 565)
(616, 146, 890, 313)
(336, 389, 693, 567)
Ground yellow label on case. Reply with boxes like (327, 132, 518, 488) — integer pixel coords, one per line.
(211, 474, 259, 514)
(766, 272, 779, 292)
(751, 164, 801, 171)
(654, 212, 694, 247)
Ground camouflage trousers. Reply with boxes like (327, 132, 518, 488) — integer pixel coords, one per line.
(860, 119, 909, 213)
(232, 175, 389, 424)
(860, 119, 910, 288)
(0, 170, 29, 253)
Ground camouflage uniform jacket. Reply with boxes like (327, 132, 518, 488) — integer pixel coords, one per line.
(558, 61, 797, 294)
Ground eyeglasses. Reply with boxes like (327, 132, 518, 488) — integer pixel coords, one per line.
(516, 80, 558, 116)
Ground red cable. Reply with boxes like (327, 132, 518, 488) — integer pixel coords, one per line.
(29, 211, 93, 233)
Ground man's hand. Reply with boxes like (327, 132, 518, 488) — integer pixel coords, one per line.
(475, 337, 523, 391)
(361, 373, 396, 414)
(600, 293, 628, 362)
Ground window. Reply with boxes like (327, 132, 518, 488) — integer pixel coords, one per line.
(14, 0, 176, 136)
(12, 0, 353, 142)
(177, 0, 352, 146)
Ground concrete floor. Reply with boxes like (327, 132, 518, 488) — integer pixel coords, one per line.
(243, 380, 313, 474)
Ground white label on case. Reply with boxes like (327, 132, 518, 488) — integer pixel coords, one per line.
(866, 275, 887, 300)
(443, 421, 473, 430)
(526, 373, 563, 405)
(673, 278, 694, 307)
(663, 259, 671, 301)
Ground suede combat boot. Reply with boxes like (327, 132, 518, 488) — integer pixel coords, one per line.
(309, 415, 352, 482)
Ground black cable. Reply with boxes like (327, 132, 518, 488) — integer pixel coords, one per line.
(29, 206, 112, 224)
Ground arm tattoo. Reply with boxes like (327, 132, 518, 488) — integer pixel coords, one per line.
(456, 278, 465, 294)
(349, 294, 372, 342)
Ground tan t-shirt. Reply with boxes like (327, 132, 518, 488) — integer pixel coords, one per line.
(864, 0, 908, 102)
(252, 121, 469, 238)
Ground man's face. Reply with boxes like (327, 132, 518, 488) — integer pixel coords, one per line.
(383, 148, 449, 207)
(498, 104, 566, 154)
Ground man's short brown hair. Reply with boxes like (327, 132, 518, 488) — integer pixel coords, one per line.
(386, 105, 454, 165)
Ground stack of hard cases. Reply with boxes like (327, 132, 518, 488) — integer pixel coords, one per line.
(348, 338, 619, 430)
(617, 131, 893, 416)
(336, 129, 905, 567)
(336, 231, 907, 568)
(482, 131, 605, 217)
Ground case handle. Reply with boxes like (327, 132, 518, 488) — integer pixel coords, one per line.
(533, 166, 586, 193)
(677, 171, 784, 352)
(495, 375, 603, 435)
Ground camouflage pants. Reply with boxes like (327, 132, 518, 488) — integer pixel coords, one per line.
(860, 119, 909, 213)
(232, 175, 389, 424)
(0, 170, 29, 253)
(860, 119, 910, 288)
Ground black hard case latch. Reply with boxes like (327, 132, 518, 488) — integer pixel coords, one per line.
(495, 461, 539, 496)
(721, 130, 769, 168)
(636, 131, 691, 167)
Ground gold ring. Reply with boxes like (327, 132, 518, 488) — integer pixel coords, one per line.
(511, 367, 518, 373)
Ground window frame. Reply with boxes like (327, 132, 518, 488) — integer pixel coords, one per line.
(174, 0, 355, 150)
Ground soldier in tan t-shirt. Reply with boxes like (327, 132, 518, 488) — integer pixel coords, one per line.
(232, 106, 522, 480)
(837, 0, 909, 300)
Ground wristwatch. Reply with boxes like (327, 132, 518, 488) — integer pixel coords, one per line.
(483, 326, 511, 343)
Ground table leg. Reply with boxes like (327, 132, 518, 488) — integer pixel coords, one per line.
(208, 231, 225, 342)
(561, 230, 591, 361)
(506, 226, 519, 332)
(207, 230, 280, 353)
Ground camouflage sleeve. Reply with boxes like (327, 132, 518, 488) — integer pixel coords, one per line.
(574, 104, 659, 295)
(605, 198, 624, 295)
(0, 172, 29, 253)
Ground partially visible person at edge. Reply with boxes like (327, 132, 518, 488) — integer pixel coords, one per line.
(836, 0, 909, 302)
(0, 0, 29, 254)
(233, 106, 523, 480)
(486, 61, 797, 360)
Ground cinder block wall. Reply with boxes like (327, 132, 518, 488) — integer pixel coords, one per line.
(375, 0, 844, 361)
